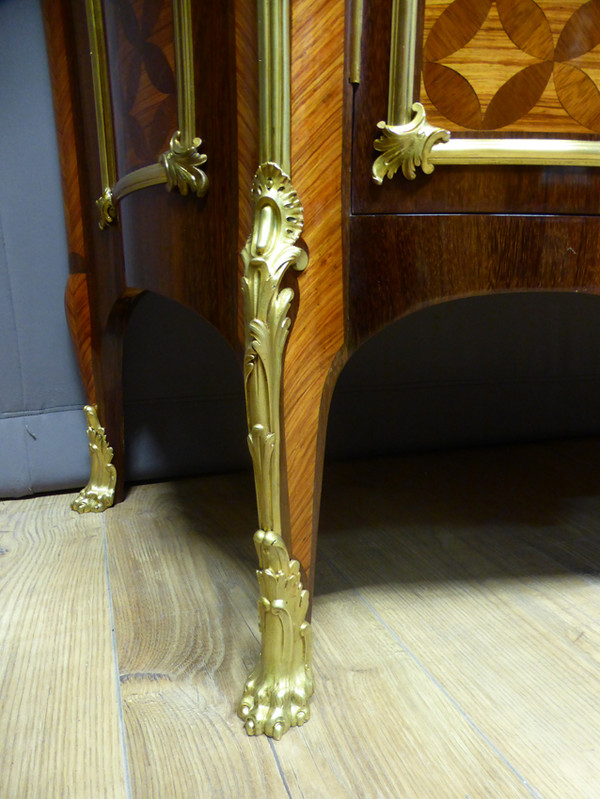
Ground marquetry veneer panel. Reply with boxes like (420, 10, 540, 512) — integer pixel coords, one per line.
(421, 0, 600, 134)
(103, 0, 177, 174)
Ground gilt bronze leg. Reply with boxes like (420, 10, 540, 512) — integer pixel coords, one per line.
(237, 163, 314, 739)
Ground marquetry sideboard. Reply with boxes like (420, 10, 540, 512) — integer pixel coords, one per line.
(43, 0, 600, 739)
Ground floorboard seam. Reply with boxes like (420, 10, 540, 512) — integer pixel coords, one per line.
(102, 515, 134, 799)
(319, 552, 544, 799)
(268, 738, 295, 799)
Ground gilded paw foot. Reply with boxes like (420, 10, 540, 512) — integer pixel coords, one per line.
(238, 640, 313, 739)
(71, 485, 115, 513)
(239, 530, 314, 739)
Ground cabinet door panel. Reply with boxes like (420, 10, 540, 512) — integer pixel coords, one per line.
(352, 0, 600, 215)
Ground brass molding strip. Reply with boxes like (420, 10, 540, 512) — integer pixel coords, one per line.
(172, 0, 195, 148)
(349, 0, 364, 84)
(374, 0, 600, 182)
(388, 0, 419, 125)
(91, 0, 207, 212)
(112, 164, 167, 201)
(85, 0, 117, 227)
(430, 136, 600, 169)
(257, 0, 291, 174)
(158, 0, 208, 197)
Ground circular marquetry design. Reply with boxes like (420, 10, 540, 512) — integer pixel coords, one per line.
(423, 0, 600, 131)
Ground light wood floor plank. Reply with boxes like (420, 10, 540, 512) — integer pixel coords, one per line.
(274, 584, 537, 799)
(6, 439, 600, 798)
(0, 494, 128, 798)
(104, 480, 294, 799)
(317, 447, 600, 799)
(107, 473, 542, 799)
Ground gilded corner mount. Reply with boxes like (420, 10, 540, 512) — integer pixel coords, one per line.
(96, 187, 117, 228)
(373, 102, 450, 182)
(160, 131, 208, 197)
(238, 162, 313, 738)
(71, 405, 116, 513)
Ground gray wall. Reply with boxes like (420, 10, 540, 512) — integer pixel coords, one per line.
(0, 0, 88, 496)
(3, 0, 600, 499)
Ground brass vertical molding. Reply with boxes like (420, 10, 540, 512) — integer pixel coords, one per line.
(237, 1, 313, 739)
(85, 0, 117, 227)
(172, 0, 195, 148)
(257, 0, 291, 174)
(159, 0, 208, 197)
(349, 0, 364, 84)
(388, 0, 419, 125)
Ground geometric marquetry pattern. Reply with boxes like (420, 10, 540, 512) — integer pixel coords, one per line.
(106, 0, 177, 172)
(422, 0, 600, 133)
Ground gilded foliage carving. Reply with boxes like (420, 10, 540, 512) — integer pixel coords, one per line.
(238, 162, 313, 738)
(71, 406, 117, 513)
(373, 103, 450, 181)
(160, 132, 208, 197)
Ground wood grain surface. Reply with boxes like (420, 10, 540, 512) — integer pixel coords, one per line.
(282, 0, 348, 584)
(105, 477, 292, 798)
(4, 439, 600, 796)
(422, 1, 600, 134)
(103, 0, 177, 174)
(0, 495, 127, 797)
(316, 445, 600, 798)
(348, 213, 600, 346)
(116, 0, 241, 353)
(42, 0, 96, 405)
(43, 0, 244, 506)
(41, 0, 87, 273)
(65, 273, 95, 404)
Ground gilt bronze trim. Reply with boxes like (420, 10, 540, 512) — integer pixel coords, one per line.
(71, 405, 117, 513)
(172, 0, 195, 148)
(349, 0, 364, 84)
(160, 131, 208, 197)
(89, 0, 207, 214)
(159, 0, 208, 197)
(257, 0, 291, 174)
(112, 164, 167, 202)
(373, 102, 450, 182)
(85, 0, 117, 227)
(388, 0, 419, 125)
(429, 137, 600, 169)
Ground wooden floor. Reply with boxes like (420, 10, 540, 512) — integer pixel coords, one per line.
(2, 439, 600, 798)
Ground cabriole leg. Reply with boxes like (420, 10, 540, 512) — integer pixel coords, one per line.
(237, 163, 314, 739)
